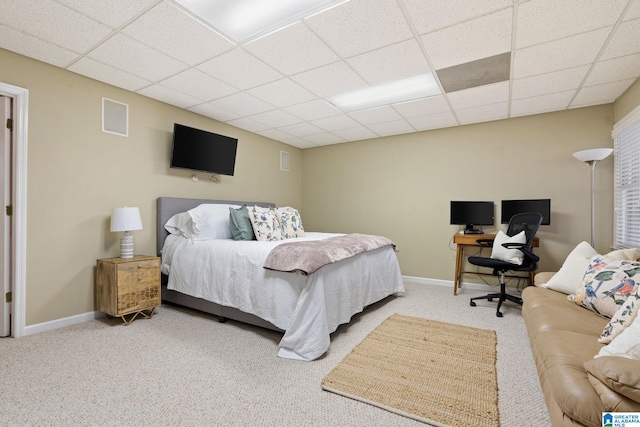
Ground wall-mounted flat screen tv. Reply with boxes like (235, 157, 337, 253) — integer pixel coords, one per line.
(501, 199, 551, 225)
(450, 201, 494, 233)
(170, 123, 238, 176)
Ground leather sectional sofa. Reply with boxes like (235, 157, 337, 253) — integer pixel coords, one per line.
(522, 273, 640, 427)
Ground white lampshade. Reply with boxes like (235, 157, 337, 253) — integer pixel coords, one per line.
(572, 148, 613, 162)
(110, 207, 143, 232)
(110, 207, 143, 259)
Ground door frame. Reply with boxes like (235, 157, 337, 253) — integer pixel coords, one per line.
(0, 82, 28, 338)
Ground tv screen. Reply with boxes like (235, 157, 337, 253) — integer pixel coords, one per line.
(450, 201, 494, 232)
(170, 123, 238, 176)
(501, 199, 551, 225)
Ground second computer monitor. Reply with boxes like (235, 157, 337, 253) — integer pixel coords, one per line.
(501, 199, 550, 225)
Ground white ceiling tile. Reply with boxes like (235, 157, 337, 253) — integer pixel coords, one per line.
(256, 128, 294, 141)
(510, 91, 574, 117)
(283, 99, 342, 121)
(447, 81, 509, 110)
(348, 105, 402, 125)
(88, 33, 188, 81)
(208, 92, 275, 116)
(122, 2, 233, 65)
(456, 102, 509, 124)
(243, 22, 338, 75)
(302, 132, 345, 145)
(249, 109, 302, 128)
(585, 53, 640, 87)
(137, 83, 201, 109)
(247, 79, 316, 108)
(305, 0, 412, 58)
(159, 68, 237, 102)
(197, 48, 282, 90)
(291, 61, 367, 98)
(280, 136, 316, 149)
(1, 0, 112, 53)
(54, 0, 160, 28)
(625, 0, 640, 21)
(402, 0, 511, 34)
(422, 9, 512, 69)
(278, 122, 324, 137)
(571, 79, 637, 108)
(511, 66, 589, 100)
(311, 114, 361, 132)
(68, 57, 151, 91)
(406, 111, 458, 130)
(392, 96, 451, 118)
(347, 39, 430, 85)
(0, 24, 79, 67)
(600, 19, 640, 60)
(513, 28, 610, 79)
(188, 103, 241, 122)
(516, 0, 627, 49)
(226, 117, 271, 133)
(332, 126, 378, 142)
(366, 119, 415, 136)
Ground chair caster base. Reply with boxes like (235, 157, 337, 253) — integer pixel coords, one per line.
(496, 311, 503, 317)
(487, 297, 493, 302)
(470, 301, 476, 307)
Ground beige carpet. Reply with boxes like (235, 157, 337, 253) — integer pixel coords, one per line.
(322, 314, 500, 427)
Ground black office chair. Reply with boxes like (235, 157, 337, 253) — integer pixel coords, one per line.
(469, 212, 543, 317)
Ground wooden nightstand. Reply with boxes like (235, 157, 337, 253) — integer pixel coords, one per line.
(96, 255, 161, 325)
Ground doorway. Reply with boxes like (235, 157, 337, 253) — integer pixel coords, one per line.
(0, 82, 28, 338)
(0, 95, 11, 337)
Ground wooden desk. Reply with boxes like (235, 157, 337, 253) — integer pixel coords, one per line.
(453, 233, 539, 295)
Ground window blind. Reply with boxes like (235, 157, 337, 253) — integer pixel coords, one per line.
(613, 105, 640, 249)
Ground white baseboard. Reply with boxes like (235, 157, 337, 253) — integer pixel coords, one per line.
(401, 275, 496, 291)
(23, 311, 105, 336)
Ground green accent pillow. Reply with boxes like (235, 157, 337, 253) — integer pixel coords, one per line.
(229, 205, 255, 241)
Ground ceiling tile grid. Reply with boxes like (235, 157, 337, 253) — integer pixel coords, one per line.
(1, 0, 639, 148)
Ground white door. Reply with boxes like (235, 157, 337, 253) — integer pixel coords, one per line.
(0, 95, 11, 337)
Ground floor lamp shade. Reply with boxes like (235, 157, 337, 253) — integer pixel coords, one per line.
(572, 148, 613, 248)
(110, 207, 143, 258)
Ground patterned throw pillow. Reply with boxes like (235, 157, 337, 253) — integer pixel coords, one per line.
(249, 206, 282, 242)
(599, 283, 640, 343)
(569, 256, 640, 318)
(278, 207, 305, 239)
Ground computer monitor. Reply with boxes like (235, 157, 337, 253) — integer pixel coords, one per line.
(450, 201, 494, 233)
(501, 199, 551, 225)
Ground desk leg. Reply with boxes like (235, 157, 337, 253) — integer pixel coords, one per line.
(454, 245, 463, 295)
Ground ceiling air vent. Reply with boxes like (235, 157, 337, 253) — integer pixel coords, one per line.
(436, 52, 511, 93)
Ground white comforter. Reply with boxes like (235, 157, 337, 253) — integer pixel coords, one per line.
(161, 232, 404, 361)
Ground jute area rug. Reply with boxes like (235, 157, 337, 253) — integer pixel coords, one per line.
(321, 314, 499, 427)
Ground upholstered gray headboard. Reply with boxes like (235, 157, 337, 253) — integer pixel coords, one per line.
(156, 197, 275, 256)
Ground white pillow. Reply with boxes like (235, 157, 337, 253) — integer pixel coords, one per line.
(187, 204, 240, 241)
(490, 230, 526, 265)
(596, 314, 640, 359)
(541, 241, 598, 294)
(164, 212, 194, 237)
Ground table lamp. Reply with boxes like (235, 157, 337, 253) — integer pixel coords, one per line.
(110, 207, 143, 258)
(572, 148, 613, 247)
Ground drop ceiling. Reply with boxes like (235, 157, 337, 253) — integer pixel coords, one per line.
(1, 0, 639, 149)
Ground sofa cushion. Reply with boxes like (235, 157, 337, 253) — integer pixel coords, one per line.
(541, 241, 598, 294)
(584, 356, 640, 407)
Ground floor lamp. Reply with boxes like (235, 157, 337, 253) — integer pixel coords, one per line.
(572, 148, 613, 248)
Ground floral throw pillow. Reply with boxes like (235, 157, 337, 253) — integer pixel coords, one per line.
(278, 207, 305, 239)
(569, 256, 640, 318)
(599, 283, 640, 343)
(249, 206, 282, 242)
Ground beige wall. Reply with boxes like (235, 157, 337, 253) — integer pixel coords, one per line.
(614, 78, 640, 122)
(301, 105, 616, 283)
(0, 49, 302, 325)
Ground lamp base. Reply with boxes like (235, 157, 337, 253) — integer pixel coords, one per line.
(120, 231, 134, 259)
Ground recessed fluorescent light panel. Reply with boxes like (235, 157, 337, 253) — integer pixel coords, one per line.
(329, 73, 441, 112)
(174, 0, 349, 44)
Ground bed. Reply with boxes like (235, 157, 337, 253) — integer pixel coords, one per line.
(157, 197, 404, 361)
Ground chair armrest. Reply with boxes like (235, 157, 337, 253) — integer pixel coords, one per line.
(502, 242, 540, 262)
